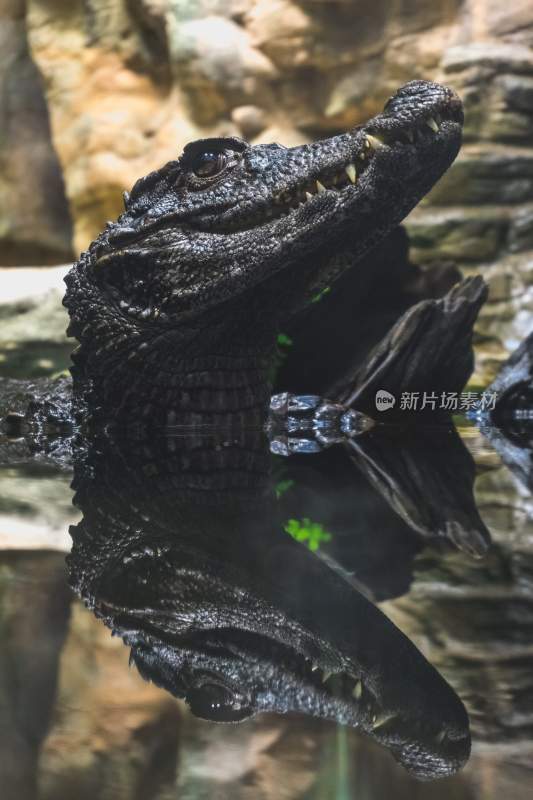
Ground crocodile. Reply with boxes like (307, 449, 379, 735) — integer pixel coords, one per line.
(67, 427, 473, 781)
(0, 75, 526, 544)
(1, 76, 532, 781)
(1, 79, 466, 435)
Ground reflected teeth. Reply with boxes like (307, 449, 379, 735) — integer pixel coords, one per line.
(316, 180, 327, 194)
(311, 667, 364, 704)
(345, 163, 357, 183)
(372, 712, 397, 730)
(426, 116, 439, 133)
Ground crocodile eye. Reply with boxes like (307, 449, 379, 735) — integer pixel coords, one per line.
(191, 151, 226, 178)
(185, 682, 252, 722)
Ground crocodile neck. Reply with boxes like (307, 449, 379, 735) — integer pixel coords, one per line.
(72, 339, 272, 431)
(66, 258, 277, 430)
(61, 81, 464, 430)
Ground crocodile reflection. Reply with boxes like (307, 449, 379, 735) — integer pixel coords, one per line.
(8, 265, 532, 781)
(476, 331, 533, 493)
(67, 425, 475, 781)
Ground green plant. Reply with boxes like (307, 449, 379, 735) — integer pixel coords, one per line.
(284, 517, 332, 552)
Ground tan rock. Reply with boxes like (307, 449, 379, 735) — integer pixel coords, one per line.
(168, 15, 277, 124)
(442, 42, 533, 74)
(428, 144, 533, 205)
(477, 251, 533, 349)
(26, 7, 201, 252)
(253, 123, 308, 148)
(40, 602, 182, 799)
(0, 464, 75, 552)
(324, 62, 387, 125)
(0, 0, 72, 265)
(406, 207, 508, 263)
(486, 0, 533, 44)
(508, 204, 533, 252)
(231, 104, 268, 138)
(246, 0, 313, 68)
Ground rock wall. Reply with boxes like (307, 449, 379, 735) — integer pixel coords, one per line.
(0, 0, 73, 264)
(383, 449, 533, 795)
(407, 42, 533, 381)
(0, 1, 533, 366)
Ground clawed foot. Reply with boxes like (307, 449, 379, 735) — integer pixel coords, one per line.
(267, 392, 373, 455)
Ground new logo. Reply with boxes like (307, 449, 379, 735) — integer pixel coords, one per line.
(375, 390, 396, 411)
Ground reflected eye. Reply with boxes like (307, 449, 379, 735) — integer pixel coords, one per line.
(191, 151, 226, 178)
(185, 682, 253, 722)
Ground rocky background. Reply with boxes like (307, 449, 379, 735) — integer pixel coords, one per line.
(1, 0, 533, 381)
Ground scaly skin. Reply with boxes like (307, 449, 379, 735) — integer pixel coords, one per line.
(68, 430, 471, 781)
(3, 77, 533, 783)
(8, 78, 528, 780)
(61, 80, 464, 428)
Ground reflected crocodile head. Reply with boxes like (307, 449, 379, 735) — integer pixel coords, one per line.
(68, 432, 471, 780)
(125, 572, 470, 781)
(121, 540, 470, 780)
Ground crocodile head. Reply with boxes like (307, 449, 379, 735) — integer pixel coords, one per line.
(64, 80, 463, 417)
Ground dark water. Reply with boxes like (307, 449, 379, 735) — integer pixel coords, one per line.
(1, 410, 532, 800)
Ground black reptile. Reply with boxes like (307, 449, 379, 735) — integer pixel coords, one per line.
(2, 77, 532, 781)
(67, 424, 473, 781)
(1, 79, 466, 435)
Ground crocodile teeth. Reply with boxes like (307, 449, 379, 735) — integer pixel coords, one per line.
(426, 117, 439, 133)
(322, 671, 332, 683)
(352, 680, 363, 700)
(305, 191, 314, 201)
(316, 180, 327, 194)
(365, 134, 385, 151)
(311, 663, 319, 672)
(372, 712, 397, 730)
(345, 163, 357, 184)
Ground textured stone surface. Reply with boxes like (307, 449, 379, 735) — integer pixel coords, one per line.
(0, 266, 70, 344)
(383, 457, 533, 785)
(407, 207, 508, 263)
(0, 465, 75, 551)
(39, 602, 183, 800)
(0, 266, 72, 379)
(427, 146, 533, 206)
